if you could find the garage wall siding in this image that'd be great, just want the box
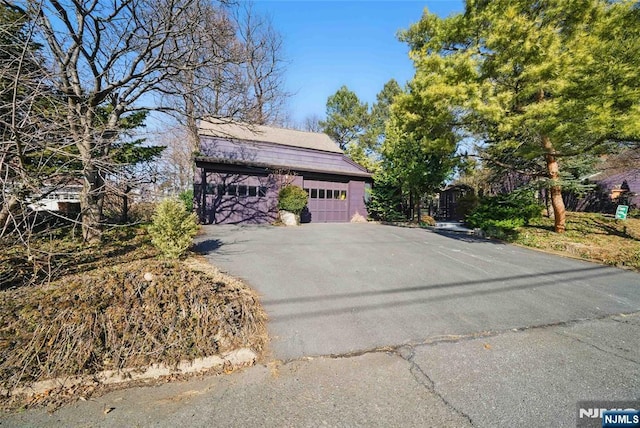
[348,180,367,220]
[195,172,279,224]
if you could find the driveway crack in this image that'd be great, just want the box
[555,332,640,365]
[612,314,640,326]
[394,345,475,427]
[279,310,640,365]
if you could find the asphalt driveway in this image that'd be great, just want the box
[196,223,640,361]
[3,223,639,427]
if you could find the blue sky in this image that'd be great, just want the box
[251,1,464,124]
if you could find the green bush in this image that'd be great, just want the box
[277,185,308,215]
[148,198,199,259]
[466,189,542,237]
[366,173,406,221]
[179,189,194,212]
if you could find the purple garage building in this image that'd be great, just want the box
[194,120,372,224]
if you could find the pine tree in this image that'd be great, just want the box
[400,0,640,232]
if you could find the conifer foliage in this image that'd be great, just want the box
[148,199,198,259]
[398,0,640,232]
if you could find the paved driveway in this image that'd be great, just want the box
[197,223,640,360]
[3,223,639,427]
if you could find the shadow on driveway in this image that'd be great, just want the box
[431,229,505,244]
[265,265,613,322]
[193,238,224,253]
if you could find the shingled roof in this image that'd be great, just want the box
[199,119,342,154]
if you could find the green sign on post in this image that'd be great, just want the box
[615,205,629,220]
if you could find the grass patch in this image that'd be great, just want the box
[0,227,268,410]
[512,212,640,270]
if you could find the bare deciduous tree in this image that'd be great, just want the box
[28,0,216,242]
[156,126,195,195]
[301,114,323,133]
[158,4,245,154]
[157,1,290,187]
[4,0,292,243]
[235,2,290,126]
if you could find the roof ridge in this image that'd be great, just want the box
[202,119,326,137]
[199,119,343,154]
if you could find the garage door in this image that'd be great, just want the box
[304,180,348,222]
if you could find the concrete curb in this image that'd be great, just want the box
[4,348,257,398]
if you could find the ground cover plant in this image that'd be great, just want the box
[511,212,640,271]
[0,226,267,410]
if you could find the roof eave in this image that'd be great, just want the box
[195,156,373,180]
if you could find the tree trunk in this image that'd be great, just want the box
[0,195,19,237]
[80,165,104,242]
[183,87,200,186]
[79,133,104,242]
[542,135,566,233]
[184,89,200,156]
[408,191,414,221]
[543,188,554,218]
[121,185,131,224]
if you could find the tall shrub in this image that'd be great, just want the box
[366,173,405,221]
[277,185,308,215]
[148,199,198,259]
[466,189,542,237]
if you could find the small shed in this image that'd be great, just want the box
[436,184,474,220]
[194,120,373,224]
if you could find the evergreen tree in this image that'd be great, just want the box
[321,81,403,172]
[363,79,403,155]
[381,44,469,220]
[320,86,369,151]
[400,0,640,232]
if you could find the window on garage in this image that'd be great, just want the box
[206,183,267,198]
[306,188,347,200]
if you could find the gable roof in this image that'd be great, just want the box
[199,119,342,154]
